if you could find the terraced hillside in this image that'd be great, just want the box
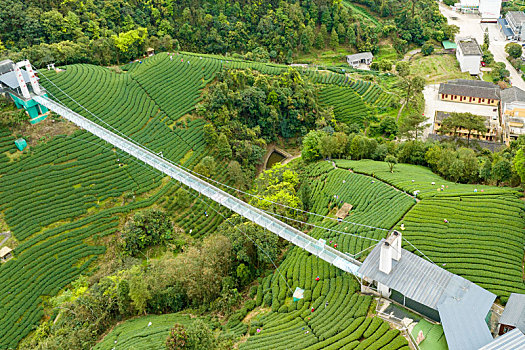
[94,313,205,350]
[335,159,525,301]
[319,86,371,126]
[120,52,393,126]
[0,53,408,348]
[304,70,393,109]
[303,162,415,254]
[0,54,220,348]
[244,273,408,350]
[231,163,415,349]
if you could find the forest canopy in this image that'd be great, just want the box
[0,0,454,66]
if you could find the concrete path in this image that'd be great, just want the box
[402,49,421,62]
[422,84,440,140]
[282,154,301,165]
[0,231,11,247]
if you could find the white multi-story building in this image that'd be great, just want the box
[456,0,501,20]
[478,0,502,22]
[456,38,482,75]
[501,86,525,143]
[505,11,525,41]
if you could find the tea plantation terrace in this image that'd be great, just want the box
[3,59,508,350]
[34,93,362,275]
[38,95,499,349]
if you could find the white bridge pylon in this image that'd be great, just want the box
[34,95,362,275]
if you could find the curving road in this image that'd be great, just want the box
[439,3,525,90]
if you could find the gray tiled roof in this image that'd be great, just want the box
[359,240,496,350]
[438,80,501,100]
[458,38,482,56]
[501,87,525,104]
[449,79,499,88]
[435,111,493,126]
[0,69,35,90]
[500,293,525,333]
[498,18,515,38]
[346,52,373,61]
[439,298,494,350]
[479,329,525,350]
[359,242,452,308]
[507,11,525,25]
[438,276,496,350]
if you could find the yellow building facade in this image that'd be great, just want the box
[439,93,499,106]
[500,87,525,143]
[434,112,499,142]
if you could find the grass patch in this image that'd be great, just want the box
[411,319,448,350]
[179,149,194,165]
[295,47,354,66]
[482,69,495,83]
[375,45,398,62]
[409,54,471,84]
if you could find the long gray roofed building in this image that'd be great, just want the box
[358,240,496,350]
[479,328,525,350]
[501,86,525,104]
[438,79,501,100]
[346,52,373,61]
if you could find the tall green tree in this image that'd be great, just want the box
[505,42,522,59]
[301,130,323,162]
[440,112,486,145]
[112,27,148,64]
[492,158,512,185]
[128,266,151,315]
[513,147,525,183]
[121,209,173,256]
[250,163,302,219]
[330,28,339,49]
[217,133,232,160]
[399,114,428,140]
[385,154,398,173]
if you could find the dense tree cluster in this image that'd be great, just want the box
[121,209,176,256]
[200,68,332,173]
[351,0,458,53]
[302,128,523,186]
[20,233,239,349]
[0,0,380,66]
[166,320,216,350]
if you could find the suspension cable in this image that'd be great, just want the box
[35,65,392,230]
[37,65,435,268]
[52,132,294,293]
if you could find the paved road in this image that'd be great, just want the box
[402,49,421,62]
[422,84,440,139]
[439,4,525,90]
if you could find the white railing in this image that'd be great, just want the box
[34,95,362,275]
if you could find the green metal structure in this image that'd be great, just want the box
[14,138,27,151]
[9,93,49,124]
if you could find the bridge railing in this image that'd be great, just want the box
[34,95,362,275]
